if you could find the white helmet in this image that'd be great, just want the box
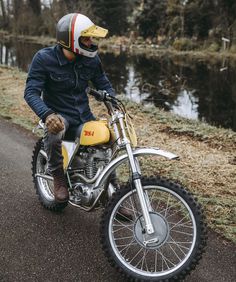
[56,13,108,58]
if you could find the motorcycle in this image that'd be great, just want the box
[32,88,207,281]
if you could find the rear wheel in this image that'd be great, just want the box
[100,176,207,281]
[32,138,68,211]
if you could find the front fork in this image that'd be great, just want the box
[114,112,156,238]
[125,142,155,235]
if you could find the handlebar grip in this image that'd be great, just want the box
[86,87,105,101]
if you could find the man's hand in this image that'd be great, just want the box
[45,114,64,134]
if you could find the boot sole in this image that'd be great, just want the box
[54,197,69,203]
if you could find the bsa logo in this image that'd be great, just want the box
[84,130,94,137]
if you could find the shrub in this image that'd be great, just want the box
[172,37,198,51]
[230,44,236,53]
[207,42,220,52]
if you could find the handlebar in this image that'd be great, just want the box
[86,87,111,101]
[86,87,125,115]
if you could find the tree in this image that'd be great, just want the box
[184,0,214,38]
[92,0,130,35]
[134,0,168,38]
[62,0,95,18]
[28,0,41,15]
[0,0,7,28]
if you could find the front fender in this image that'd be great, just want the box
[94,147,179,189]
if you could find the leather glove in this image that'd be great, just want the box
[45,113,64,134]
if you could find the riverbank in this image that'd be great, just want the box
[0,65,235,243]
[1,30,236,62]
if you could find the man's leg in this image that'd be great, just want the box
[43,119,70,202]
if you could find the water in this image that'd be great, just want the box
[1,38,236,131]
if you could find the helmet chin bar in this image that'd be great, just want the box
[76,39,98,57]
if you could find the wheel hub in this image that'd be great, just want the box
[134,212,169,249]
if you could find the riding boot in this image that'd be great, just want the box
[51,167,69,203]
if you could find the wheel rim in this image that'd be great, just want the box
[35,149,55,201]
[108,186,197,277]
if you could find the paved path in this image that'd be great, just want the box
[0,117,235,282]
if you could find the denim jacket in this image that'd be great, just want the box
[24,44,115,125]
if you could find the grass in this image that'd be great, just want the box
[0,65,235,243]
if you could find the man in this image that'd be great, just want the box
[24,13,115,203]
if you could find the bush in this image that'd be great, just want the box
[172,37,198,51]
[230,44,236,53]
[207,42,220,52]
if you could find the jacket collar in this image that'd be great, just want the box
[55,45,70,66]
[55,44,95,67]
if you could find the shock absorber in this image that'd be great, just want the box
[104,148,112,166]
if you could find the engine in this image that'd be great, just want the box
[68,146,112,206]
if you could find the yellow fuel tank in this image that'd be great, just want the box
[80,120,110,146]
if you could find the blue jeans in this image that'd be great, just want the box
[43,118,83,172]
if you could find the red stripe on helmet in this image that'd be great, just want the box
[71,14,77,52]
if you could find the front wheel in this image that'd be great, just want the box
[100,176,207,281]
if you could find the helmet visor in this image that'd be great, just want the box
[81,24,108,38]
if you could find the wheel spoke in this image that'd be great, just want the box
[169,235,190,255]
[113,218,134,233]
[116,241,138,248]
[134,248,148,269]
[141,249,149,271]
[148,191,156,208]
[168,243,182,262]
[166,205,187,219]
[154,195,162,211]
[155,249,158,272]
[156,248,175,269]
[170,229,193,237]
[158,201,184,216]
[115,235,134,240]
[122,238,137,256]
[112,224,133,234]
[129,246,144,264]
[164,194,171,217]
[170,219,193,230]
[167,241,191,251]
[129,194,140,219]
[119,205,139,215]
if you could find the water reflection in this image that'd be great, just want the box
[101,52,236,131]
[0,39,42,70]
[172,89,199,120]
[0,39,235,131]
